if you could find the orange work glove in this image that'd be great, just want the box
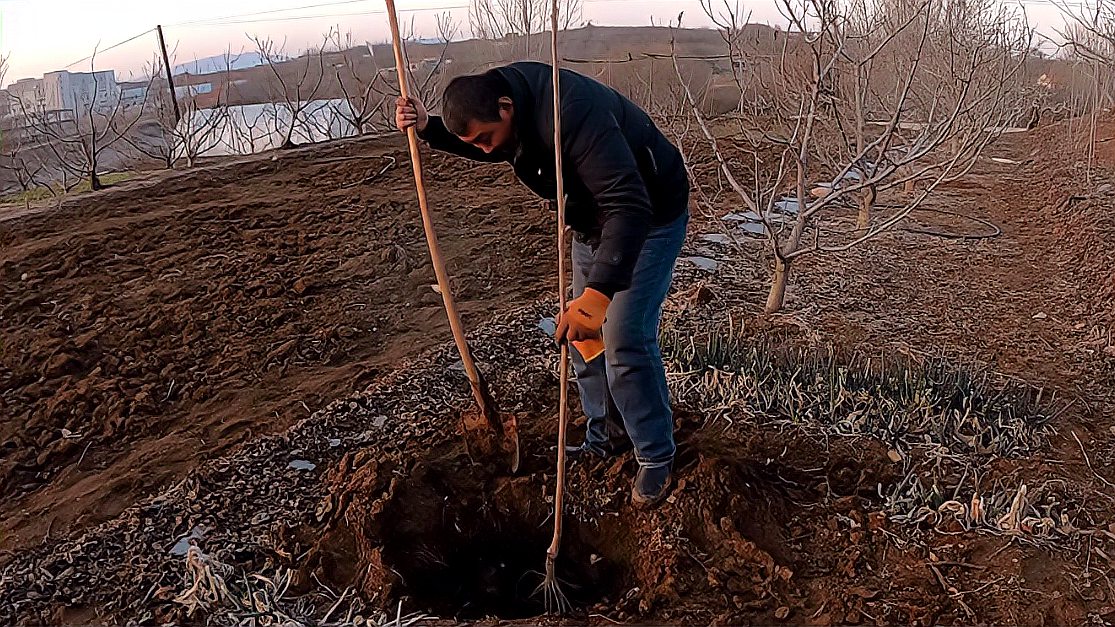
[555,288,610,362]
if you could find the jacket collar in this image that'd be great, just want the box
[493,65,540,164]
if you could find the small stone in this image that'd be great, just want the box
[20,273,29,281]
[1032,312,1047,320]
[288,459,316,471]
[328,438,341,447]
[775,606,791,620]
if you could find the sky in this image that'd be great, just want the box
[0,0,1070,88]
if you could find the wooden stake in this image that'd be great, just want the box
[546,0,570,582]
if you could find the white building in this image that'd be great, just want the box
[6,70,118,116]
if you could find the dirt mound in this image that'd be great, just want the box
[283,412,903,624]
[0,136,550,552]
[1025,116,1115,336]
[1046,183,1115,328]
[278,408,1097,626]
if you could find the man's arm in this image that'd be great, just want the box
[418,115,506,163]
[563,100,654,297]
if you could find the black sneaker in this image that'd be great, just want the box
[631,465,673,508]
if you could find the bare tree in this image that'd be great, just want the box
[252,32,330,149]
[13,47,154,191]
[397,14,460,112]
[0,130,53,196]
[1055,2,1115,182]
[225,105,270,154]
[676,0,1033,313]
[469,0,582,58]
[123,53,231,169]
[327,30,392,135]
[1056,0,1115,84]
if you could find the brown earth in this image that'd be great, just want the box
[2,119,1115,626]
[0,135,551,553]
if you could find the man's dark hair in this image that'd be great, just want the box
[442,71,512,136]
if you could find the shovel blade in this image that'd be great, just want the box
[462,374,520,473]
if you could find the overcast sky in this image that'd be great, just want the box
[0,0,1069,88]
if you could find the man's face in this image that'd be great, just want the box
[457,97,515,156]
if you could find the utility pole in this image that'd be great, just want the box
[156,25,181,125]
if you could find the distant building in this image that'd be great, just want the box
[175,82,214,99]
[7,78,41,114]
[119,80,151,106]
[6,70,118,116]
[174,51,267,77]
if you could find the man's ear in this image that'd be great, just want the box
[498,96,514,115]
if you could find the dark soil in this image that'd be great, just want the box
[1,120,1114,627]
[0,135,551,553]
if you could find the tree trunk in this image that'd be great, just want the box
[765,257,792,313]
[90,170,102,191]
[856,184,876,230]
[281,116,297,149]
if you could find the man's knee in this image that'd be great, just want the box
[603,325,658,365]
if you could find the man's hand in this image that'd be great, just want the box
[555,288,610,343]
[395,96,429,133]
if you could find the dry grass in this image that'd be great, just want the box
[662,319,1056,457]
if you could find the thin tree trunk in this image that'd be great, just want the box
[765,257,792,313]
[89,146,101,191]
[857,184,876,229]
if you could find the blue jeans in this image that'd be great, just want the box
[571,211,688,469]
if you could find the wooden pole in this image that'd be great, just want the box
[546,0,569,568]
[383,0,495,426]
[156,25,181,126]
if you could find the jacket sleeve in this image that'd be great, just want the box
[416,115,505,163]
[562,101,654,297]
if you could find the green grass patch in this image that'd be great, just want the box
[1,172,137,205]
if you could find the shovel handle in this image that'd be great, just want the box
[384,0,489,416]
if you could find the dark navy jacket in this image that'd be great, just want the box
[417,61,688,297]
